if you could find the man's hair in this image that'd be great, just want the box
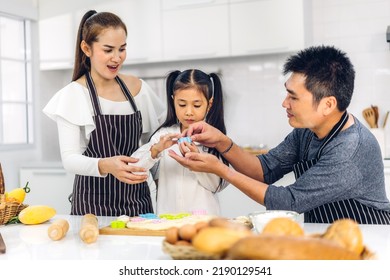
[283,45,355,111]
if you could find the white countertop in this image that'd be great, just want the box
[1,214,390,260]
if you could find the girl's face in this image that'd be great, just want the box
[82,27,127,81]
[173,88,211,131]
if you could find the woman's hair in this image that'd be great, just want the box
[154,69,228,165]
[72,10,127,81]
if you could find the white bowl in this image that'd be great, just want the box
[248,210,303,233]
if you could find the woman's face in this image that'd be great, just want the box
[173,88,211,131]
[83,27,127,81]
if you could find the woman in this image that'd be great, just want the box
[43,10,165,216]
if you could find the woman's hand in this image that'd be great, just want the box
[98,156,148,184]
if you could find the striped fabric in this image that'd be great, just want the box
[305,199,390,224]
[70,72,153,216]
[292,111,390,224]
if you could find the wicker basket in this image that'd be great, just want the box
[0,163,28,225]
[162,241,222,260]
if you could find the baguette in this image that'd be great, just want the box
[226,235,361,260]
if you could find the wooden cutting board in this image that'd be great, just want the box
[99,226,166,236]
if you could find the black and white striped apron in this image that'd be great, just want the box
[293,111,390,224]
[70,72,153,216]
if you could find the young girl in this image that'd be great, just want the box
[43,10,165,216]
[131,69,229,215]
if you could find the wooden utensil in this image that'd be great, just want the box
[383,111,389,128]
[362,107,377,128]
[0,232,6,254]
[48,219,70,241]
[371,105,379,128]
[79,214,99,244]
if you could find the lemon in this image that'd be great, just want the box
[5,182,30,204]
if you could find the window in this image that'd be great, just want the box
[0,14,33,148]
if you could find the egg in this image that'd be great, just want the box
[165,227,179,244]
[194,221,209,232]
[178,224,197,241]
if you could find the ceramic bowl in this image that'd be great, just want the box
[248,210,303,233]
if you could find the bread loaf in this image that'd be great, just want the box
[227,235,361,260]
[192,226,252,255]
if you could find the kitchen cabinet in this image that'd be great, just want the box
[75,0,163,64]
[38,13,75,70]
[39,0,162,69]
[229,0,305,56]
[38,0,306,69]
[121,0,162,64]
[161,0,230,61]
[19,165,74,214]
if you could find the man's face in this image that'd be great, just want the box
[282,73,323,130]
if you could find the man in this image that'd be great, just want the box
[169,45,390,224]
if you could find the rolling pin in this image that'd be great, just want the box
[79,214,99,244]
[48,219,69,241]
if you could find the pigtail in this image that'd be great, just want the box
[206,73,226,135]
[72,10,97,81]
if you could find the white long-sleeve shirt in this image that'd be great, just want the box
[43,80,165,177]
[130,124,229,215]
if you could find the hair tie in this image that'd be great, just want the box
[209,75,214,99]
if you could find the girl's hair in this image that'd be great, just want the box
[154,69,228,166]
[72,10,127,81]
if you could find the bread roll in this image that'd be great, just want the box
[192,226,252,255]
[262,217,304,236]
[227,235,361,260]
[322,219,364,254]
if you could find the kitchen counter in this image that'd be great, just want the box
[1,214,390,260]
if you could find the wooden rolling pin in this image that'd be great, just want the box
[48,219,70,241]
[79,214,99,244]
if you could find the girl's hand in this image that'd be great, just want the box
[151,133,181,158]
[99,156,148,184]
[178,141,199,156]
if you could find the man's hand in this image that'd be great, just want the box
[182,121,225,149]
[168,149,222,175]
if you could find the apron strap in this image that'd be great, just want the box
[85,72,140,116]
[115,76,139,113]
[315,110,349,159]
[85,71,102,116]
[293,111,349,179]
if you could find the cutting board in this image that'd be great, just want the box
[99,226,166,236]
